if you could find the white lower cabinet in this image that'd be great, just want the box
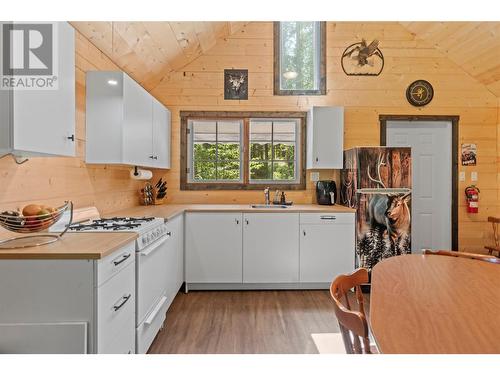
[299,213,355,283]
[184,211,355,289]
[164,214,184,307]
[243,213,300,283]
[186,213,243,283]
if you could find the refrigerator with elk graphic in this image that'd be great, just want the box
[340,147,412,272]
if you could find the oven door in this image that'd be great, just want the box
[136,233,171,326]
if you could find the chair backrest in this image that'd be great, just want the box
[422,249,500,264]
[329,268,372,354]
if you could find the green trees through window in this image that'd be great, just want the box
[274,21,326,95]
[188,118,299,184]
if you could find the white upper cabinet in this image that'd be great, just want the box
[306,106,344,169]
[152,98,171,169]
[0,22,75,158]
[85,71,171,169]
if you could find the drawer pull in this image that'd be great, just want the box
[113,294,131,312]
[144,296,168,325]
[320,216,336,220]
[113,253,131,266]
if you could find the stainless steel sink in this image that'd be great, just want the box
[250,204,289,209]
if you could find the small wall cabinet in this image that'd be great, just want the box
[85,71,171,169]
[306,106,344,169]
[0,22,75,159]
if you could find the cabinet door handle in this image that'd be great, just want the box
[113,253,131,266]
[67,135,75,142]
[149,155,155,159]
[303,230,306,236]
[245,219,249,225]
[315,157,319,162]
[235,219,239,225]
[113,294,131,312]
[320,216,336,220]
[153,156,158,160]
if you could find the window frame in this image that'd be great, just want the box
[180,111,307,191]
[273,21,327,96]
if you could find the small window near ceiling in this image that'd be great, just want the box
[274,21,326,95]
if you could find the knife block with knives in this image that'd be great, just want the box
[152,177,167,205]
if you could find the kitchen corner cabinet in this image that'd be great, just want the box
[0,22,75,158]
[299,213,355,283]
[186,213,243,283]
[0,242,136,354]
[85,71,171,169]
[306,106,344,169]
[243,213,299,283]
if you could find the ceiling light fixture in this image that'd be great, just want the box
[107,79,118,86]
[283,71,298,80]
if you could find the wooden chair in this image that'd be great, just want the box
[422,249,500,264]
[329,268,374,354]
[485,216,500,257]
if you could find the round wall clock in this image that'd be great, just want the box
[406,80,434,107]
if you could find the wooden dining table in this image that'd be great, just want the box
[370,254,500,354]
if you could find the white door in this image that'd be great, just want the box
[386,121,452,252]
[185,213,243,283]
[243,213,299,283]
[152,99,171,169]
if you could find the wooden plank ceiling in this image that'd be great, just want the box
[400,22,500,97]
[73,21,500,97]
[70,22,247,91]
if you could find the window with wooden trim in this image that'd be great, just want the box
[181,111,306,190]
[274,21,326,95]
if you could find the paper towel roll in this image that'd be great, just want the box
[130,168,153,180]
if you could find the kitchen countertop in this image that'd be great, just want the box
[0,231,137,260]
[0,204,354,260]
[110,203,355,221]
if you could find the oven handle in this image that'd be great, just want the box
[140,234,171,257]
[144,295,168,325]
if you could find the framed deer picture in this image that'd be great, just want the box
[224,69,248,100]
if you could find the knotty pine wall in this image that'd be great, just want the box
[147,22,499,252]
[0,32,161,215]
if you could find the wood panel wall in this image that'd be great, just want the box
[148,22,499,252]
[0,31,156,215]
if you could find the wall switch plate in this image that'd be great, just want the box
[310,172,320,182]
[459,171,465,182]
[471,171,478,182]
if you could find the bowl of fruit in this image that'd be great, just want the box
[0,202,71,233]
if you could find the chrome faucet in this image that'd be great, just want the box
[264,187,270,205]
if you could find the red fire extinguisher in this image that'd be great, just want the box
[465,185,480,213]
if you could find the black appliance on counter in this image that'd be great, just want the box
[316,180,337,205]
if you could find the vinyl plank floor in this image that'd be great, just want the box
[148,289,370,354]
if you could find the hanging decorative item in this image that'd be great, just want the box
[224,69,248,100]
[406,80,434,106]
[341,39,384,76]
[461,143,477,166]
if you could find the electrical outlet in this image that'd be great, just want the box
[471,171,478,182]
[310,172,320,182]
[459,171,465,182]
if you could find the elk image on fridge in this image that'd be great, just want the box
[340,147,412,273]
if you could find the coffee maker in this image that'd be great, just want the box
[316,180,337,205]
